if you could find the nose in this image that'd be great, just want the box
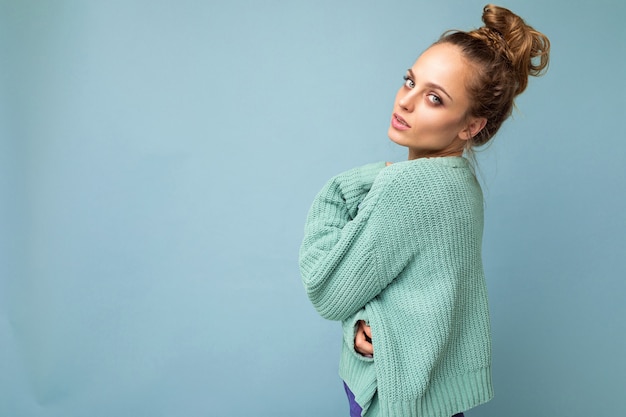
[397,88,415,112]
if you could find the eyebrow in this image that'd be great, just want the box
[407,69,453,102]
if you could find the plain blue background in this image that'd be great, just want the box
[1,0,625,416]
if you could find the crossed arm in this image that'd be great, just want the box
[301,162,407,356]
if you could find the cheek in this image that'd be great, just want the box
[430,107,466,128]
[418,111,466,138]
[419,110,455,129]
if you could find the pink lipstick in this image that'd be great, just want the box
[391,113,410,130]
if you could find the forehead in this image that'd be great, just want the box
[411,43,470,91]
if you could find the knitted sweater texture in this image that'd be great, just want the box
[300,157,493,417]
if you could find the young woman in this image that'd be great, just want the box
[299,5,549,417]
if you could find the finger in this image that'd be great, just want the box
[357,321,373,345]
[354,324,374,356]
[356,320,367,334]
[355,335,374,356]
[354,331,364,353]
[363,324,373,340]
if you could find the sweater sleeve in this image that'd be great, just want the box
[299,161,418,321]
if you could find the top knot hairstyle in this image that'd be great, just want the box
[436,4,550,147]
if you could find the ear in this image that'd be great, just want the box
[460,117,487,141]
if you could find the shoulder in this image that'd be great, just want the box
[376,157,477,193]
[390,156,471,175]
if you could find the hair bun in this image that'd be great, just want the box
[435,4,550,146]
[480,4,550,94]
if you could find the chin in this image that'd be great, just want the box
[387,127,407,148]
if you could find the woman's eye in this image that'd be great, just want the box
[403,76,415,88]
[427,94,443,105]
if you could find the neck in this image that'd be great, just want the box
[407,149,463,160]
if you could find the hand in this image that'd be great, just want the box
[354,320,374,357]
[385,161,393,166]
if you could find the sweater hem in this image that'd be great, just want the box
[377,367,493,417]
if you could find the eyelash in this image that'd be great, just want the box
[402,75,415,89]
[402,75,443,106]
[428,94,443,105]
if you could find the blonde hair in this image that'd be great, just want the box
[436,4,550,147]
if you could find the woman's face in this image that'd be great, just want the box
[388,42,485,159]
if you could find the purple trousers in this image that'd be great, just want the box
[343,382,464,417]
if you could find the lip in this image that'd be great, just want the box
[391,113,411,130]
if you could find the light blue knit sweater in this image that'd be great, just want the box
[300,157,493,417]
